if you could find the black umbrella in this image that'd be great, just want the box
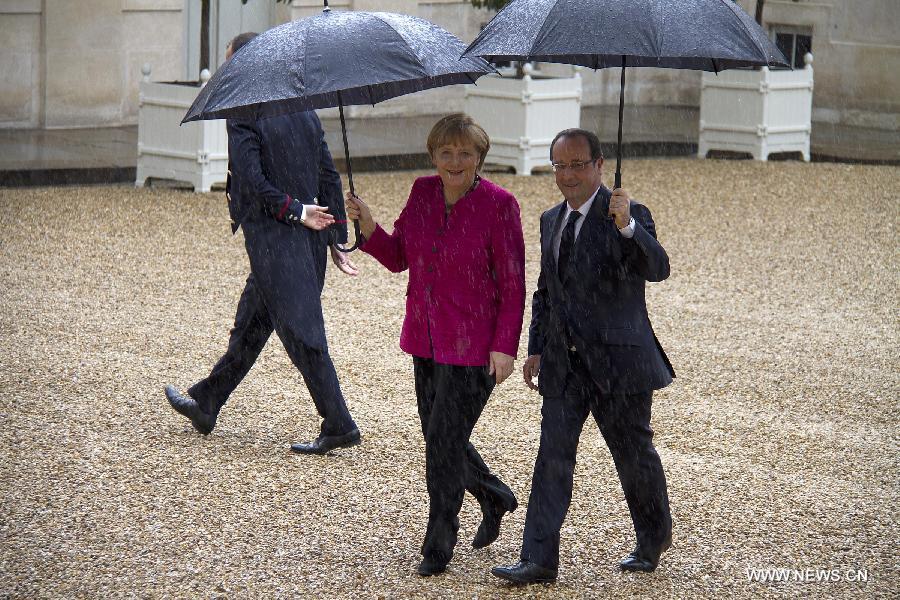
[183,3,494,251]
[463,0,789,187]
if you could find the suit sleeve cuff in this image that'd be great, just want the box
[276,195,292,221]
[618,217,636,238]
[359,223,386,252]
[490,338,519,358]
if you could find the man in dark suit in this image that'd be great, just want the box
[165,33,361,455]
[492,129,675,583]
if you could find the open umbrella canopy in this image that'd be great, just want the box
[183,9,494,123]
[182,6,493,252]
[463,0,788,187]
[463,0,787,71]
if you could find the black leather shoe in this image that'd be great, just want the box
[491,560,558,584]
[619,532,672,573]
[473,496,518,549]
[290,428,361,455]
[417,558,447,577]
[165,385,217,435]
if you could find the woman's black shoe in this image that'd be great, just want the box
[417,558,447,577]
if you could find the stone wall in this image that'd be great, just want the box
[737,0,900,130]
[0,0,43,127]
[0,0,183,129]
[1,0,896,130]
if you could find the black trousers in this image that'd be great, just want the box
[413,357,516,564]
[187,274,356,436]
[521,351,671,570]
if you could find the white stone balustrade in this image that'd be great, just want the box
[465,64,582,176]
[135,65,228,192]
[698,53,814,162]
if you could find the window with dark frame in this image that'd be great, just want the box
[772,26,813,69]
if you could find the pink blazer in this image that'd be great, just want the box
[362,175,526,366]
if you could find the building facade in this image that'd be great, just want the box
[1,0,897,131]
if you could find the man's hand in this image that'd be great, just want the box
[488,351,515,385]
[345,192,377,239]
[608,188,632,229]
[301,205,335,230]
[523,354,541,391]
[284,199,335,230]
[330,245,359,277]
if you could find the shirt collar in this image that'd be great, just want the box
[564,185,601,219]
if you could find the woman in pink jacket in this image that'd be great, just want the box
[346,113,526,577]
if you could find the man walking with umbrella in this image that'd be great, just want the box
[165,32,362,455]
[173,7,495,455]
[463,0,787,582]
[492,128,675,584]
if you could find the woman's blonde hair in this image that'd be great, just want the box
[426,113,490,170]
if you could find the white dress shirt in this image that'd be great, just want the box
[553,186,635,264]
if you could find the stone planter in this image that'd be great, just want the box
[698,54,814,161]
[464,64,582,175]
[135,66,228,192]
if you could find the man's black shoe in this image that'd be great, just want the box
[417,558,447,577]
[473,496,518,549]
[491,560,558,584]
[165,385,217,435]
[619,551,659,572]
[290,428,361,455]
[619,532,672,573]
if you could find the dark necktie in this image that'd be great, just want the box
[557,210,582,280]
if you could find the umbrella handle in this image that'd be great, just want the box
[335,92,361,253]
[614,55,625,190]
[336,220,361,254]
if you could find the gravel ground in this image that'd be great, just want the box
[1,159,898,599]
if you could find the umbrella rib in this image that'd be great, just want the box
[526,0,564,60]
[369,12,429,72]
[296,19,311,100]
[653,0,665,62]
[718,0,775,66]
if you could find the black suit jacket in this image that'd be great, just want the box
[225,110,346,349]
[528,186,675,397]
[226,110,347,243]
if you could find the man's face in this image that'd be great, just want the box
[551,135,603,207]
[225,44,234,61]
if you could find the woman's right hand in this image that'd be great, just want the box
[345,191,376,239]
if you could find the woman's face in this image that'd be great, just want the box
[432,140,480,191]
